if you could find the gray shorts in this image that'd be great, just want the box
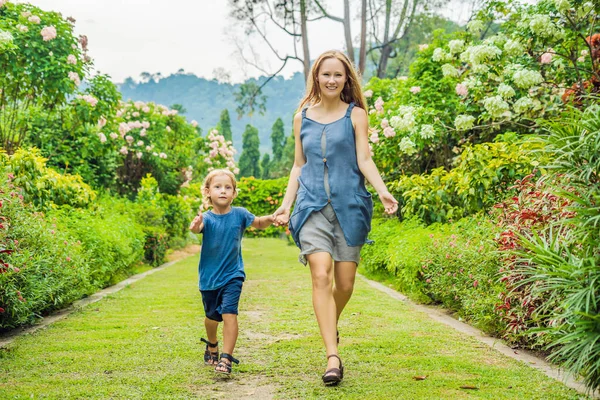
[298,204,363,266]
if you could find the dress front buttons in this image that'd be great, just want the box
[323,158,327,162]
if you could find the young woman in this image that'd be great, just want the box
[273,50,398,385]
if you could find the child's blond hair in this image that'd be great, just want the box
[201,169,237,210]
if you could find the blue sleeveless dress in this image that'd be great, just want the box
[288,102,374,250]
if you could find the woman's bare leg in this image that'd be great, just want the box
[333,261,358,321]
[307,252,340,371]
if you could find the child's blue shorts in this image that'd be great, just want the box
[200,277,244,322]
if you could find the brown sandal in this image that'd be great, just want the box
[322,354,344,386]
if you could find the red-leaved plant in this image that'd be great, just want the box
[492,172,575,347]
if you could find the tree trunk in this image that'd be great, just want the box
[377,0,393,78]
[300,0,311,81]
[358,0,367,75]
[343,0,354,63]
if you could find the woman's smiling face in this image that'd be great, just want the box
[317,57,347,99]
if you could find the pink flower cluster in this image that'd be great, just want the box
[77,94,98,107]
[68,71,81,86]
[40,26,57,41]
[455,83,468,97]
[205,129,238,174]
[374,97,384,114]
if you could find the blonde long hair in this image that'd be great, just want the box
[298,50,367,112]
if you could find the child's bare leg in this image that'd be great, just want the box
[216,313,238,372]
[333,261,358,321]
[204,318,219,364]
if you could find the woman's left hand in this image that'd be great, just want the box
[379,191,399,215]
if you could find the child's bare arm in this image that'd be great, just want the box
[251,215,274,230]
[189,214,204,234]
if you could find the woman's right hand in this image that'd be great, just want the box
[272,206,290,227]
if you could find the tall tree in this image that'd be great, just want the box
[217,109,233,142]
[261,153,271,179]
[228,0,311,116]
[270,117,286,162]
[238,124,261,178]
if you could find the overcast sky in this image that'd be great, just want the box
[27,0,475,83]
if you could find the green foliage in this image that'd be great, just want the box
[270,117,285,162]
[217,109,233,142]
[508,105,600,392]
[391,135,545,224]
[235,177,287,237]
[2,147,96,209]
[261,153,271,179]
[234,81,267,118]
[361,215,504,335]
[238,124,261,178]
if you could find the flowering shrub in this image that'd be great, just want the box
[0,1,90,153]
[389,134,545,224]
[364,0,599,177]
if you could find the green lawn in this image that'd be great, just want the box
[0,238,586,399]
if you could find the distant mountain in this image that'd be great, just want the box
[117,72,306,155]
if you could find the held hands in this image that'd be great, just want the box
[379,191,399,215]
[189,213,203,233]
[272,206,290,227]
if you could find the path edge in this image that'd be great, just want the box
[0,259,184,348]
[358,274,597,399]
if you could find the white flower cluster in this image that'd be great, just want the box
[554,0,570,12]
[0,29,13,52]
[460,44,502,65]
[483,34,507,47]
[472,64,490,74]
[432,48,452,62]
[513,96,534,114]
[504,40,525,57]
[399,137,417,155]
[448,40,465,55]
[389,106,416,133]
[467,20,485,35]
[529,14,562,39]
[455,115,475,131]
[462,76,482,89]
[498,83,516,99]
[513,68,543,89]
[482,95,509,118]
[419,124,436,139]
[442,64,460,78]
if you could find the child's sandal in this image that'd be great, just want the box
[215,353,239,375]
[201,338,219,366]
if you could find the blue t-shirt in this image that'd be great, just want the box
[198,206,255,291]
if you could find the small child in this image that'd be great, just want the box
[189,169,274,374]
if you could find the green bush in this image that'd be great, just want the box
[1,148,96,209]
[235,176,288,237]
[390,134,545,224]
[362,215,504,335]
[0,179,93,329]
[49,201,145,288]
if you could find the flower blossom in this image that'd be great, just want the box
[513,69,543,89]
[497,83,516,99]
[77,94,98,107]
[410,86,421,94]
[159,152,167,159]
[442,64,460,78]
[28,15,41,24]
[374,97,384,113]
[540,52,553,64]
[467,20,484,34]
[363,89,373,98]
[399,137,417,155]
[40,26,57,41]
[109,133,118,140]
[369,132,379,143]
[125,135,134,144]
[455,115,475,131]
[98,133,107,143]
[448,40,465,55]
[455,83,468,97]
[191,120,198,127]
[98,116,107,128]
[381,118,389,129]
[419,125,435,139]
[17,25,28,33]
[418,44,429,51]
[482,95,509,118]
[136,152,143,159]
[67,55,77,64]
[513,96,534,114]
[68,71,81,86]
[383,126,396,138]
[119,146,128,155]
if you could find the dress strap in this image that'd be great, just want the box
[345,102,355,117]
[302,107,308,118]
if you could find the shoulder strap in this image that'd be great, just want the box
[302,107,308,118]
[345,102,355,117]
